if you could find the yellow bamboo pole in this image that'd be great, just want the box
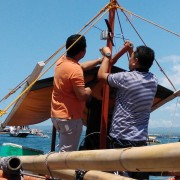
[29,169,134,180]
[18,142,180,172]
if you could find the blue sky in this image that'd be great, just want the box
[0,0,180,130]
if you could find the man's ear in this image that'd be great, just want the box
[134,58,138,64]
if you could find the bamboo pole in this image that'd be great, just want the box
[18,142,180,172]
[29,169,134,180]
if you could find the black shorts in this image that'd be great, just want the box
[108,136,147,149]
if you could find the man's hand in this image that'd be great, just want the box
[99,47,111,58]
[124,40,133,47]
[124,41,133,56]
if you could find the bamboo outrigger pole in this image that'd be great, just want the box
[18,142,180,172]
[28,169,134,180]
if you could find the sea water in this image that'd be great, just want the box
[0,125,179,180]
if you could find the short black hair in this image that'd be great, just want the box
[66,34,86,57]
[134,46,155,70]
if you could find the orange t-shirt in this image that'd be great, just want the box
[51,55,85,119]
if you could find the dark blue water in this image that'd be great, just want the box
[0,126,179,180]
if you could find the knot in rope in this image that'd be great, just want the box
[108,2,117,10]
[0,110,6,117]
[45,152,56,179]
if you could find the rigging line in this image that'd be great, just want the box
[78,2,112,33]
[116,9,126,43]
[115,9,130,59]
[118,7,177,91]
[45,2,113,64]
[92,25,103,32]
[0,75,29,103]
[117,5,180,38]
[0,8,110,117]
[154,59,176,91]
[119,8,147,45]
[0,44,65,104]
[0,3,112,104]
[44,44,65,65]
[167,97,179,143]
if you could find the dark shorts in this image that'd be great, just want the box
[108,136,149,180]
[108,137,147,149]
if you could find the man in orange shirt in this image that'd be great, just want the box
[51,34,102,152]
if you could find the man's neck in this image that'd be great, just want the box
[66,54,79,62]
[131,68,149,72]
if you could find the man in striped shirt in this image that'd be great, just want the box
[98,42,158,179]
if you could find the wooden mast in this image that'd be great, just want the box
[100,0,116,149]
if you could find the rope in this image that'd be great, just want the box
[114,4,179,153]
[0,2,112,107]
[78,2,112,33]
[116,9,127,44]
[115,9,130,59]
[0,76,29,103]
[117,5,180,38]
[119,7,147,45]
[167,97,179,143]
[44,44,65,65]
[0,4,110,118]
[117,4,177,91]
[45,152,56,179]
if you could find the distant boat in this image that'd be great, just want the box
[30,128,49,138]
[30,128,43,135]
[0,127,10,134]
[9,126,30,138]
[147,136,161,144]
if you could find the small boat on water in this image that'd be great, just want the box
[30,128,49,138]
[0,127,9,134]
[147,136,161,144]
[9,126,30,138]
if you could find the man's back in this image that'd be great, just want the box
[108,70,158,141]
[51,56,85,120]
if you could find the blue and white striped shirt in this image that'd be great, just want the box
[108,70,158,141]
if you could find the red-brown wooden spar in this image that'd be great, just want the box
[100,17,133,149]
[100,0,116,149]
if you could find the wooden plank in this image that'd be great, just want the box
[152,89,180,111]
[2,61,45,127]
